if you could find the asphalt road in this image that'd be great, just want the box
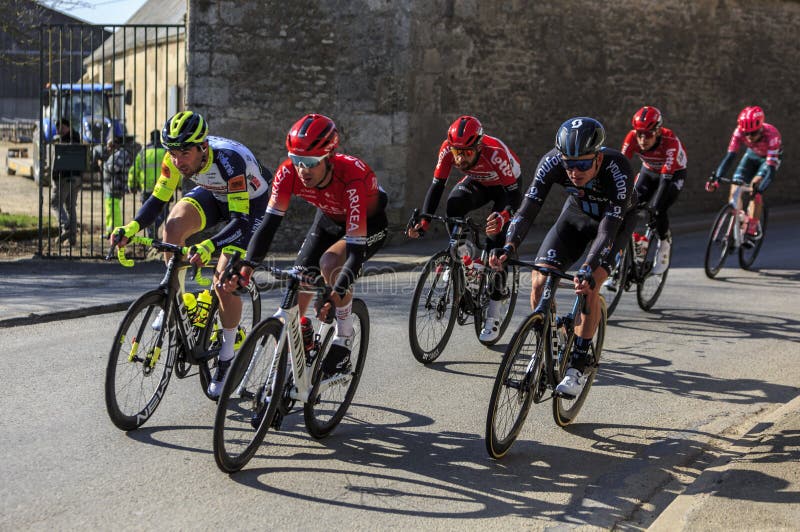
[2,223,798,530]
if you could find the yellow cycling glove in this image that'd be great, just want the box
[112,221,140,239]
[192,239,215,265]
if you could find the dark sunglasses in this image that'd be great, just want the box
[449,146,477,158]
[635,129,657,139]
[743,130,761,138]
[561,155,597,171]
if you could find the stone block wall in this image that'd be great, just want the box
[188,0,799,248]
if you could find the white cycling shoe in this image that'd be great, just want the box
[479,298,508,342]
[652,235,671,275]
[555,367,587,397]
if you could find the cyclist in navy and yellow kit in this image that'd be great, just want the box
[109,111,272,398]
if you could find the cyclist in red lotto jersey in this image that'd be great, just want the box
[706,106,782,241]
[620,106,688,274]
[229,114,388,377]
[407,115,522,342]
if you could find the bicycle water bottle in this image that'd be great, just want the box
[182,292,198,323]
[300,316,315,362]
[193,289,213,327]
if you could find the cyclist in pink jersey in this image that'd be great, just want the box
[407,115,523,342]
[706,106,782,240]
[227,114,388,378]
[620,106,688,274]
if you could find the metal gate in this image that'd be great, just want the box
[37,23,185,258]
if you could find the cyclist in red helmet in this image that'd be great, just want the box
[407,115,523,343]
[706,106,782,241]
[620,106,688,275]
[228,114,389,378]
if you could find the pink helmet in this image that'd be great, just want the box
[286,114,339,156]
[447,115,484,149]
[632,106,663,132]
[737,106,765,134]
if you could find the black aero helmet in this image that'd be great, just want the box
[161,111,208,149]
[555,117,606,158]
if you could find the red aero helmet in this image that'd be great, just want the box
[286,114,339,156]
[632,106,663,131]
[738,106,765,133]
[447,115,484,149]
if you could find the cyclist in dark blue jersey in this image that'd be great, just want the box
[490,117,637,397]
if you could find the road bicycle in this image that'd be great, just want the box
[599,178,672,317]
[704,177,768,279]
[485,259,607,459]
[407,210,519,363]
[104,236,261,431]
[213,266,369,473]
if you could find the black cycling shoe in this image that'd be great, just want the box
[321,342,352,378]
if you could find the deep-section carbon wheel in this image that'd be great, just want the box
[105,291,175,431]
[704,205,735,279]
[485,312,545,458]
[213,318,286,473]
[304,299,370,439]
[409,251,458,363]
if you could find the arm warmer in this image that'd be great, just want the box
[715,151,737,178]
[421,179,446,215]
[244,212,283,263]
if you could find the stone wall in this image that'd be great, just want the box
[188,0,800,248]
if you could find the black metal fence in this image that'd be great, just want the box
[38,23,185,258]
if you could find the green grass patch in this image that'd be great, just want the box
[0,212,41,230]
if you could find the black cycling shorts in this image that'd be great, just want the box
[295,209,388,271]
[535,201,636,274]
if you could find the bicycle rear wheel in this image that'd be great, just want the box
[409,251,458,363]
[637,228,670,311]
[105,290,175,431]
[485,312,545,459]
[553,297,607,427]
[739,205,768,270]
[475,265,520,346]
[704,204,735,279]
[200,284,263,399]
[304,299,370,439]
[600,242,631,318]
[213,318,287,473]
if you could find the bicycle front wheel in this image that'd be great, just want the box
[739,205,768,270]
[704,204,735,279]
[408,251,458,363]
[637,229,670,311]
[600,242,631,318]
[105,291,175,431]
[485,312,545,459]
[475,265,520,346]
[553,297,607,427]
[304,299,370,439]
[200,283,263,399]
[213,318,287,473]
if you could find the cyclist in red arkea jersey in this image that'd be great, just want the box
[620,106,688,274]
[229,114,388,378]
[407,115,522,342]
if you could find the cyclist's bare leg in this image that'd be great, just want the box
[214,252,243,329]
[297,239,353,318]
[529,266,554,310]
[749,176,763,224]
[574,267,607,341]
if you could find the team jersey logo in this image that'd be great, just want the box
[228,174,247,193]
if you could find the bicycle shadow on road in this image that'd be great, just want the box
[611,306,800,344]
[705,268,800,286]
[221,400,792,529]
